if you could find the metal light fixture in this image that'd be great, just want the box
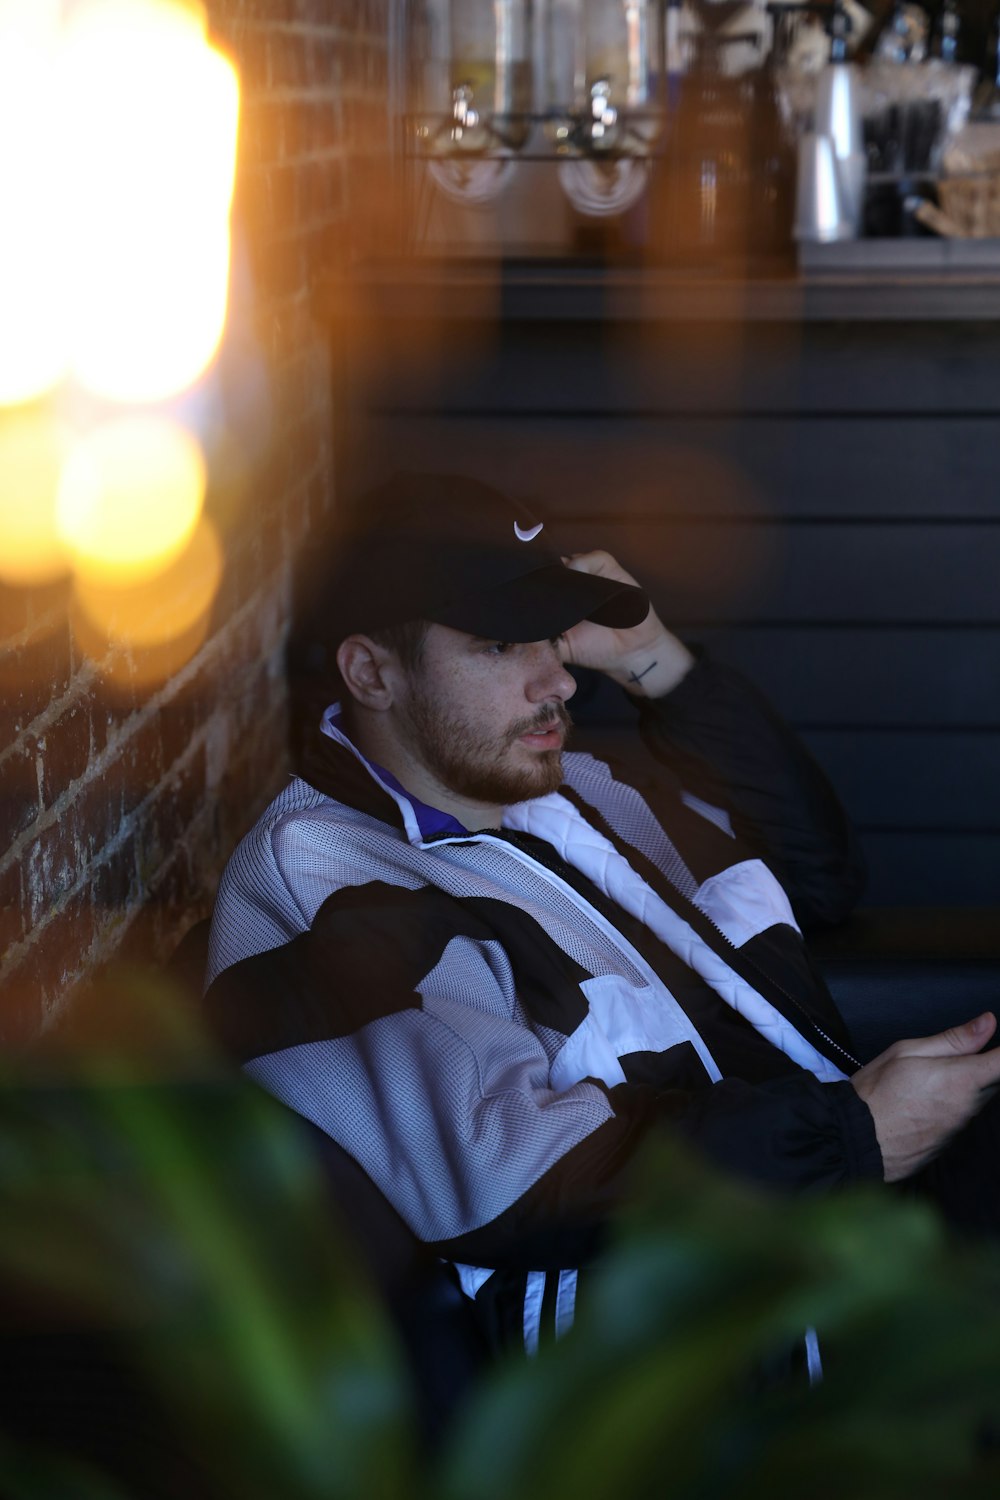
[404,0,665,216]
[542,0,663,154]
[408,0,533,204]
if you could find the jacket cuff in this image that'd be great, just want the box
[827,1079,884,1183]
[667,1073,885,1193]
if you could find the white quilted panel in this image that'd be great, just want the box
[693,859,801,946]
[506,794,846,1085]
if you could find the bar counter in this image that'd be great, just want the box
[328,252,1000,323]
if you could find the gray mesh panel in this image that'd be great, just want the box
[563,752,700,899]
[247,999,615,1242]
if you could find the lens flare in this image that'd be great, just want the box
[73,514,222,647]
[72,515,223,687]
[57,416,206,586]
[0,0,69,406]
[0,411,74,585]
[62,0,240,403]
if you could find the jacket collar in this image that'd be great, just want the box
[299,703,468,846]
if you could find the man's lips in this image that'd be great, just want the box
[517,721,565,750]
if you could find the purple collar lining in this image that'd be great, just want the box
[321,704,468,841]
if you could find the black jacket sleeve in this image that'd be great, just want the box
[432,1071,882,1270]
[636,656,866,931]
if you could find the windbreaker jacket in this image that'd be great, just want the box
[205,658,881,1339]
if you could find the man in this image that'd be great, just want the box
[205,473,1000,1353]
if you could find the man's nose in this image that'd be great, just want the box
[526,642,577,704]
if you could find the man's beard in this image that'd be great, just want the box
[403,694,572,808]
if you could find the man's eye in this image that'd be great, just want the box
[486,641,513,656]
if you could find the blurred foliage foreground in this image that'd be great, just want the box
[2,966,1000,1500]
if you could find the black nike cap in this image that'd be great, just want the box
[329,472,649,643]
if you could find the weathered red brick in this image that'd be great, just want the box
[0,581,31,640]
[254,233,306,301]
[143,744,208,881]
[91,830,139,914]
[84,670,137,758]
[0,737,41,855]
[121,715,166,818]
[24,818,81,928]
[270,163,302,230]
[5,0,388,1026]
[38,698,92,808]
[13,888,95,1019]
[0,618,73,742]
[68,769,125,863]
[158,661,217,772]
[0,857,24,958]
[0,954,44,1048]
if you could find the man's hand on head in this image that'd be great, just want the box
[852,1012,1000,1182]
[559,551,695,699]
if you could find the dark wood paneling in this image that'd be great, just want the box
[334,299,1000,907]
[561,518,1000,625]
[800,730,1000,831]
[859,832,1000,907]
[712,629,1000,728]
[362,320,1000,417]
[572,629,1000,729]
[347,413,1000,521]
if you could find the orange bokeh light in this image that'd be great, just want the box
[57,416,206,587]
[0,410,74,585]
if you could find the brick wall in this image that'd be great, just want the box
[0,0,391,1042]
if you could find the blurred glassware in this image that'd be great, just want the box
[410,0,534,155]
[813,4,866,226]
[542,0,664,154]
[427,157,518,204]
[777,57,975,177]
[863,58,975,173]
[794,129,856,239]
[746,9,798,260]
[930,0,961,64]
[656,30,754,263]
[874,1,928,63]
[557,156,650,215]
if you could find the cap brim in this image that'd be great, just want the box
[428,564,650,642]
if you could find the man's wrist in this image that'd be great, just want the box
[607,635,696,699]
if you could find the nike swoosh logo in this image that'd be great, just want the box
[514,521,544,542]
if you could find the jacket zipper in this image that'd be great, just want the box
[676,890,861,1072]
[514,806,864,1074]
[433,825,859,1077]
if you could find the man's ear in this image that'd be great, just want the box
[336,635,397,711]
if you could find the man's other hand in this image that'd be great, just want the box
[560,551,695,699]
[852,1012,1000,1182]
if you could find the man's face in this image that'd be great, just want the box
[393,623,578,808]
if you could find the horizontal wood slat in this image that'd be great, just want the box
[571,629,1000,729]
[357,320,1000,417]
[346,413,1000,521]
[561,518,1000,625]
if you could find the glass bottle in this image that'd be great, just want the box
[543,0,661,130]
[411,0,534,151]
[932,0,961,63]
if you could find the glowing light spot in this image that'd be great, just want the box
[72,516,223,687]
[63,0,240,403]
[0,411,74,585]
[57,417,206,586]
[74,514,222,647]
[0,0,69,405]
